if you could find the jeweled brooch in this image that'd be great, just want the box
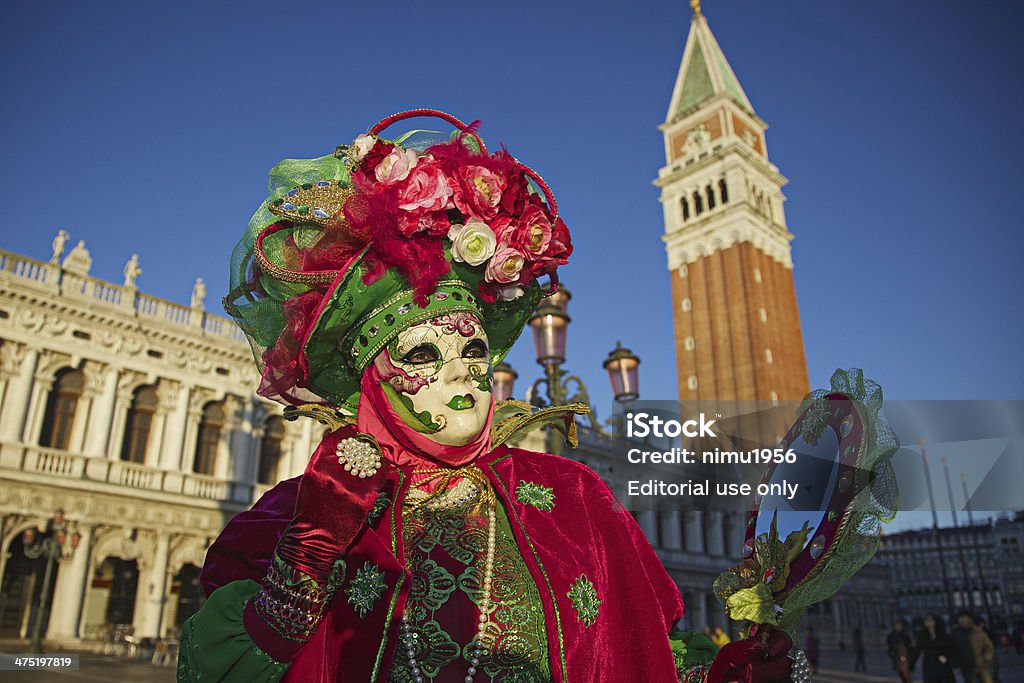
[336,434,382,478]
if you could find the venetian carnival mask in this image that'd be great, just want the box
[373,312,492,446]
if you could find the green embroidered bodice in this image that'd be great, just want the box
[389,485,550,682]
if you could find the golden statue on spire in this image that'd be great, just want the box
[690,0,701,15]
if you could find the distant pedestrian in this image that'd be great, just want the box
[888,619,914,683]
[710,626,731,649]
[805,626,820,675]
[917,615,956,683]
[953,611,994,683]
[853,627,867,672]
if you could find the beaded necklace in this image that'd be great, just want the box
[401,467,497,683]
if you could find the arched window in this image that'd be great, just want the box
[258,416,286,484]
[705,184,716,210]
[193,402,225,475]
[39,368,84,450]
[121,386,158,463]
[718,178,729,204]
[680,196,690,222]
[693,191,704,215]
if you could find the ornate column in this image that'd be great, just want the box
[216,395,242,481]
[83,366,118,456]
[68,361,104,454]
[160,383,190,470]
[684,511,705,554]
[106,371,143,459]
[145,381,178,467]
[23,351,67,446]
[661,511,683,550]
[134,532,170,639]
[179,388,214,471]
[692,590,708,631]
[47,525,94,639]
[638,511,659,545]
[730,511,748,558]
[249,424,266,485]
[706,511,726,556]
[227,396,254,483]
[0,344,36,442]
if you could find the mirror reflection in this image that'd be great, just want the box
[755,425,841,548]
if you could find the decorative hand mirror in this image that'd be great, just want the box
[752,426,840,556]
[714,369,899,637]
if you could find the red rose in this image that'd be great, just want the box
[452,165,505,220]
[500,171,529,215]
[398,210,450,238]
[358,139,395,178]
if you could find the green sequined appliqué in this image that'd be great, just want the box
[567,574,601,627]
[367,490,390,527]
[515,480,555,511]
[346,561,387,618]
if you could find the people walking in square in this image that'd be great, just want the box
[953,611,994,683]
[917,615,956,683]
[853,627,868,672]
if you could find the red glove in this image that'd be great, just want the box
[707,628,793,683]
[244,428,388,661]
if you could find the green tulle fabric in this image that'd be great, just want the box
[223,155,352,407]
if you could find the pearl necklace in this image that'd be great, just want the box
[401,472,498,683]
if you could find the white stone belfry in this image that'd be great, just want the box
[656,9,793,271]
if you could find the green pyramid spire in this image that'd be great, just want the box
[668,11,755,122]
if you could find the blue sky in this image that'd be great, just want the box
[2,0,1021,421]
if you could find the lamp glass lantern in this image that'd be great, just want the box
[603,341,641,404]
[529,301,570,367]
[492,362,518,402]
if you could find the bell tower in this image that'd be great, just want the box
[657,3,809,405]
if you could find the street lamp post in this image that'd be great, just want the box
[514,285,641,450]
[23,509,80,652]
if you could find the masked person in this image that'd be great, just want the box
[177,110,794,683]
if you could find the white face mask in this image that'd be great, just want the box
[374,313,492,446]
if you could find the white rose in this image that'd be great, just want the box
[375,147,418,184]
[351,134,375,162]
[448,219,497,266]
[497,285,526,301]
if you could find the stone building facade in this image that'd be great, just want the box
[0,240,326,644]
[873,513,1024,628]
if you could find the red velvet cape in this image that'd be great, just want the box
[202,432,684,683]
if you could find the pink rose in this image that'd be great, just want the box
[453,165,505,220]
[527,216,572,278]
[397,161,454,212]
[507,203,552,255]
[375,147,418,184]
[484,244,525,284]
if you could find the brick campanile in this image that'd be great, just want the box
[656,7,809,406]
